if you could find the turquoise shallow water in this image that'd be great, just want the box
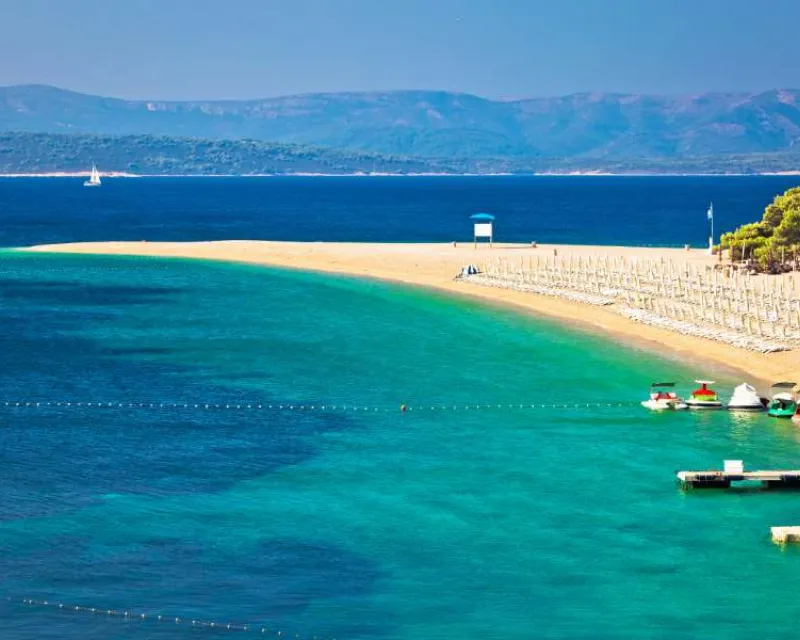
[2,252,800,639]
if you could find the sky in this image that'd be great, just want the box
[1,0,799,101]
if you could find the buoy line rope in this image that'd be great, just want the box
[0,399,640,413]
[6,596,334,638]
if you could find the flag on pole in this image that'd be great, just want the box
[707,202,713,221]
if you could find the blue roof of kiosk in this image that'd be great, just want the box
[470,213,496,221]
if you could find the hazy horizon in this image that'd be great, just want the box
[5,82,800,104]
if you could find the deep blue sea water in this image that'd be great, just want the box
[3,177,800,640]
[1,175,799,247]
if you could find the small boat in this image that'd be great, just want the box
[767,382,797,418]
[641,382,688,411]
[727,383,766,411]
[685,380,723,409]
[83,163,101,187]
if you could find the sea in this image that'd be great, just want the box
[2,176,800,640]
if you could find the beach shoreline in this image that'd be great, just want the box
[16,240,800,387]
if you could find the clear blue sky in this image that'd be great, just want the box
[1,0,799,100]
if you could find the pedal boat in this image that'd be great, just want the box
[726,383,766,412]
[641,382,688,411]
[685,380,724,409]
[767,382,797,418]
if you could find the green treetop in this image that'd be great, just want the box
[720,186,800,272]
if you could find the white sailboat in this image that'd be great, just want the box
[83,163,101,187]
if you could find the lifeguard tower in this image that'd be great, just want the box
[470,213,495,248]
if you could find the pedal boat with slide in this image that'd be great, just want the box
[685,380,724,409]
[726,383,767,412]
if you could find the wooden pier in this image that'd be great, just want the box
[677,460,800,488]
[771,526,800,544]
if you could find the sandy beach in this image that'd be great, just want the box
[19,240,800,385]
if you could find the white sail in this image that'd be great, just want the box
[84,163,101,187]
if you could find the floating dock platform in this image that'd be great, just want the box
[771,526,800,544]
[677,460,800,489]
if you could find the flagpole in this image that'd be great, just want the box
[708,202,714,255]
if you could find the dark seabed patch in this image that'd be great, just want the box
[100,346,175,356]
[0,535,387,639]
[0,407,354,521]
[0,263,360,524]
[0,277,183,306]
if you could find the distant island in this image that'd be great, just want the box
[0,132,448,176]
[1,132,800,176]
[1,84,800,175]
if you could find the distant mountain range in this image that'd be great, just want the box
[2,84,800,162]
